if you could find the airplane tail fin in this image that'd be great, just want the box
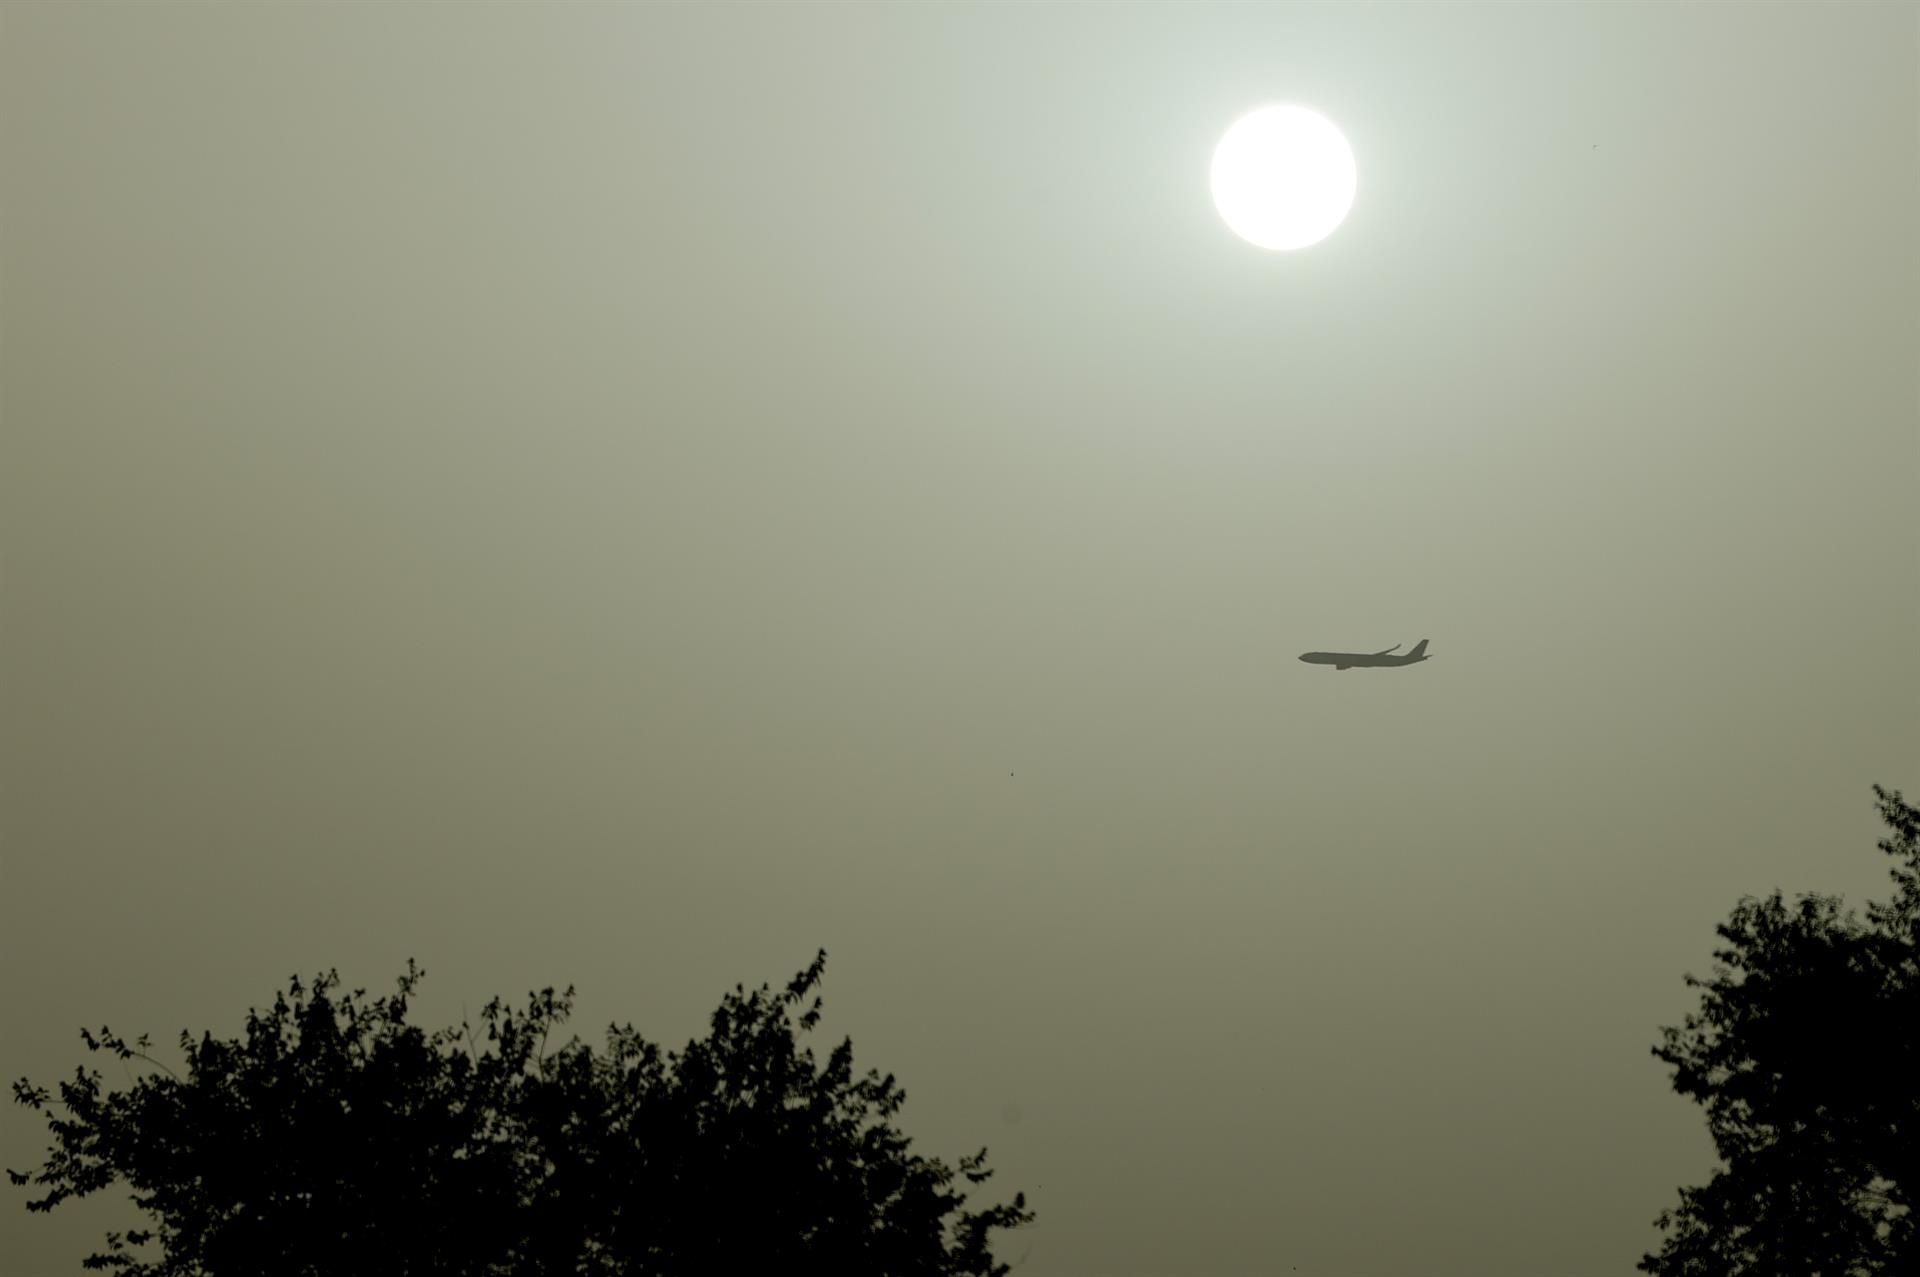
[1407,639,1430,658]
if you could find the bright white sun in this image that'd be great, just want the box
[1210,104,1356,251]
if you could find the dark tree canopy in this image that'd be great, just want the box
[10,949,1035,1276]
[1642,785,1919,1276]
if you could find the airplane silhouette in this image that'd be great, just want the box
[1298,639,1431,670]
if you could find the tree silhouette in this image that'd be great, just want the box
[1641,785,1918,1275]
[10,949,1034,1276]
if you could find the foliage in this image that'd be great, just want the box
[1641,785,1918,1275]
[10,950,1034,1276]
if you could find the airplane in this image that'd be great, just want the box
[1298,639,1431,670]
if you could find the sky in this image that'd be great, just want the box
[2,2,1915,1274]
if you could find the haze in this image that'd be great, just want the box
[3,3,1915,1274]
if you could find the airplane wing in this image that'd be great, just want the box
[1372,644,1401,655]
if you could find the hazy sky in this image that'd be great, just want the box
[3,3,1915,1274]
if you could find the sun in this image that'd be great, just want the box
[1210,104,1357,251]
